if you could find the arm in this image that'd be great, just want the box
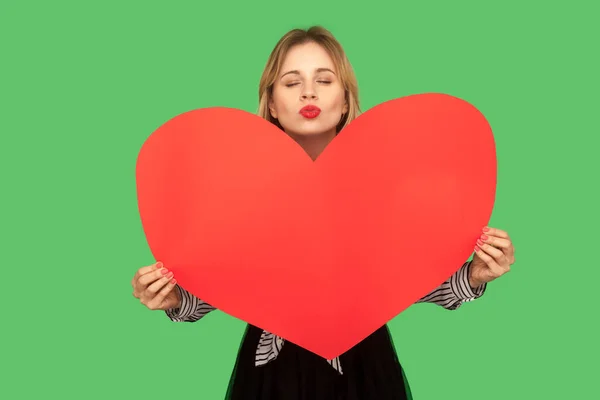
[415,260,487,310]
[165,285,216,322]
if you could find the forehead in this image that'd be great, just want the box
[280,42,336,72]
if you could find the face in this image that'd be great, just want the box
[269,41,348,138]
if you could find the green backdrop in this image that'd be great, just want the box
[2,0,598,399]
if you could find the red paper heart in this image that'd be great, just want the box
[136,93,496,359]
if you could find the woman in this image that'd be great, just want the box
[131,26,516,399]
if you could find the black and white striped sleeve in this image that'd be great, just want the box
[415,261,487,310]
[165,285,216,322]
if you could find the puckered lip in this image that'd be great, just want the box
[299,105,321,113]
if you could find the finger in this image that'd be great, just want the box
[132,261,163,287]
[139,261,163,278]
[136,264,168,288]
[483,226,510,239]
[477,239,511,268]
[146,270,175,296]
[481,232,515,261]
[480,234,512,250]
[474,244,506,276]
[145,278,178,310]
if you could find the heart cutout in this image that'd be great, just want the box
[136,93,496,359]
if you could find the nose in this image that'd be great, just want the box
[300,83,318,100]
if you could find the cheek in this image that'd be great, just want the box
[328,88,346,108]
[272,92,296,115]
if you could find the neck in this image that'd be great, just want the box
[287,129,336,161]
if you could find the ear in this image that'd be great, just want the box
[342,100,348,115]
[268,99,278,119]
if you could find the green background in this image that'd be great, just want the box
[2,0,598,399]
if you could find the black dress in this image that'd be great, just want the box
[225,324,413,400]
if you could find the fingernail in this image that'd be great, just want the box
[161,269,169,275]
[166,271,174,279]
[482,227,489,232]
[156,262,163,268]
[481,234,488,241]
[476,239,483,246]
[474,245,480,252]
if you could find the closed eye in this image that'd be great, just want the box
[285,81,331,87]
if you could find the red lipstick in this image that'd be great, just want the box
[299,105,321,119]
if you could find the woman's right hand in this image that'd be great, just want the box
[132,261,181,311]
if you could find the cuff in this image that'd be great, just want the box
[165,285,200,321]
[450,261,487,301]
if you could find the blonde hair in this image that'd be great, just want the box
[257,26,361,134]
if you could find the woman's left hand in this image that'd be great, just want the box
[469,226,516,288]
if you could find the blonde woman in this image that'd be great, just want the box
[132,26,516,400]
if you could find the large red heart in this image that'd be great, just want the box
[136,93,496,359]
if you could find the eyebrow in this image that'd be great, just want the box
[280,68,336,78]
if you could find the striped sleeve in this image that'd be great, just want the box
[254,332,344,375]
[255,330,284,366]
[416,261,487,310]
[165,285,216,322]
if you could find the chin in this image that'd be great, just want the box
[294,128,330,136]
[285,121,338,137]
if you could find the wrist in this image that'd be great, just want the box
[175,285,183,308]
[469,276,483,290]
[468,265,482,289]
